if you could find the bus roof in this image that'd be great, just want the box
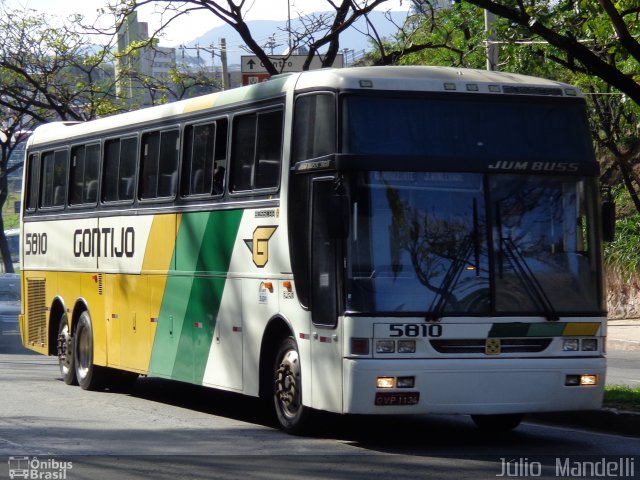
[27,66,581,148]
[292,66,581,97]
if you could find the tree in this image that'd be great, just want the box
[0,106,35,273]
[0,3,121,122]
[460,0,640,213]
[0,2,123,271]
[107,0,396,74]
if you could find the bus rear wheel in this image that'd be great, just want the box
[273,337,312,434]
[471,413,524,432]
[57,314,77,385]
[74,311,107,391]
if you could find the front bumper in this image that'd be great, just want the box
[343,357,605,415]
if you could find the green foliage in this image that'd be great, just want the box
[604,187,640,279]
[604,215,640,280]
[604,385,640,411]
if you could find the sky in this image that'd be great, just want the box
[7,0,407,46]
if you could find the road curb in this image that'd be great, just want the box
[607,339,640,352]
[530,408,640,437]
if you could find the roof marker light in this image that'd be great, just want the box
[359,80,373,88]
[466,84,479,92]
[489,85,501,93]
[444,82,457,91]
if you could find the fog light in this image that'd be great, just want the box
[351,338,370,355]
[581,339,598,351]
[376,340,395,354]
[397,340,416,353]
[396,376,415,388]
[377,377,395,389]
[565,375,580,386]
[580,374,598,386]
[562,339,579,351]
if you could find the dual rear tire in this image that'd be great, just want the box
[57,311,136,391]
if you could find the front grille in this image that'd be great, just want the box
[430,338,552,354]
[26,278,47,346]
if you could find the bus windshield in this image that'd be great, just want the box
[346,171,602,317]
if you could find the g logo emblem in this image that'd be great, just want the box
[244,226,277,268]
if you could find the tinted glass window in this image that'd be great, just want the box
[40,150,68,208]
[69,143,100,205]
[25,154,39,211]
[230,115,256,192]
[292,93,335,162]
[103,137,138,202]
[255,110,283,189]
[230,109,282,192]
[182,120,228,197]
[141,129,179,199]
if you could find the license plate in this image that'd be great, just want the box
[375,392,420,406]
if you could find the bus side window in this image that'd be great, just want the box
[25,153,39,211]
[84,144,100,204]
[292,93,335,163]
[254,110,283,189]
[230,114,256,192]
[141,129,179,200]
[213,119,228,195]
[182,122,214,197]
[103,137,138,203]
[69,145,86,205]
[230,109,282,193]
[40,149,68,209]
[69,143,100,206]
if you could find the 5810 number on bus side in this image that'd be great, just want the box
[389,323,442,338]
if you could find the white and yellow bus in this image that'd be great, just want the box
[19,66,608,433]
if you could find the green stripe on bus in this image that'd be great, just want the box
[148,209,243,383]
[489,322,598,338]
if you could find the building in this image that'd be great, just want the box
[116,12,177,107]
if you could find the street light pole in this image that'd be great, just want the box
[485,9,498,71]
[287,0,292,52]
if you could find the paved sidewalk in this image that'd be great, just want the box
[608,318,640,352]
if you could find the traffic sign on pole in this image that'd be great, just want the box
[241,54,344,74]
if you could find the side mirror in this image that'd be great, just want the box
[327,193,349,239]
[601,200,615,242]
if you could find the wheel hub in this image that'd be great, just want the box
[57,328,72,370]
[275,350,301,417]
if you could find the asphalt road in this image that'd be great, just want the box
[0,332,638,479]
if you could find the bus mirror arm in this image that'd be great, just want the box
[601,200,615,243]
[327,193,350,239]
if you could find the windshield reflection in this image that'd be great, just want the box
[345,172,602,316]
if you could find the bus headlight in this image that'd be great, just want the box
[397,340,416,353]
[581,339,598,351]
[376,340,395,353]
[562,339,579,351]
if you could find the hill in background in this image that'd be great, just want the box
[180,10,408,67]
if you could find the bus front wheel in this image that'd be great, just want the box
[57,314,77,385]
[471,413,524,432]
[74,311,106,390]
[273,337,312,434]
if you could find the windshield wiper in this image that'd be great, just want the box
[425,234,474,322]
[500,237,559,321]
[425,200,481,322]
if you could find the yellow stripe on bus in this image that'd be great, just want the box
[563,322,600,336]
